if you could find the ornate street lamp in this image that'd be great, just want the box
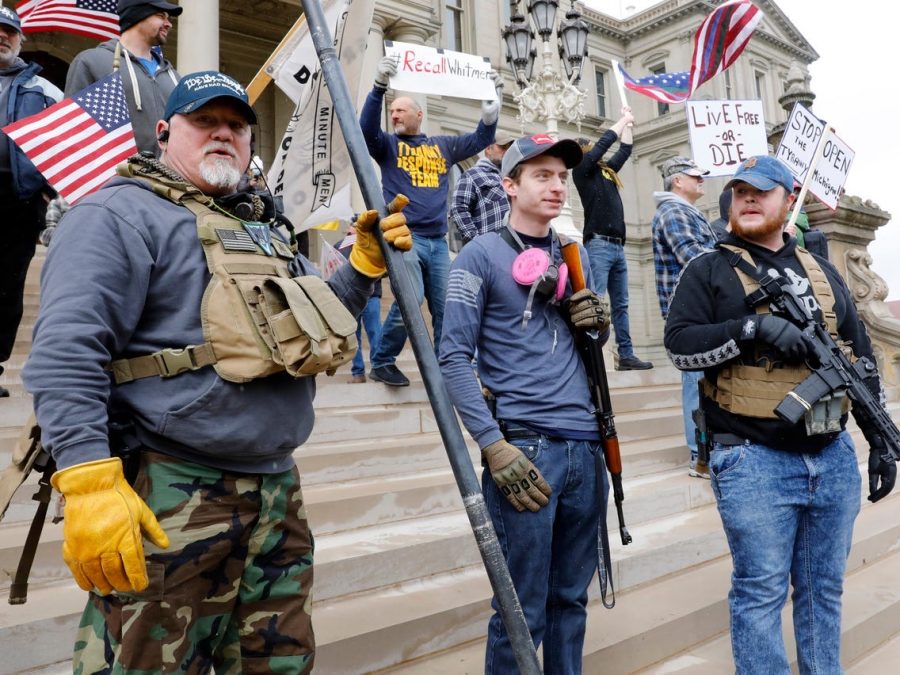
[503,0,590,132]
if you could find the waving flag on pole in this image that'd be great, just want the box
[16,0,119,41]
[3,73,137,203]
[618,0,762,104]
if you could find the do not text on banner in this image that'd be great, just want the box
[776,102,854,211]
[685,100,768,177]
[384,41,495,100]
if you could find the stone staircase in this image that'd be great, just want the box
[2,250,900,674]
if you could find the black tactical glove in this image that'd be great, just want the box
[753,315,809,361]
[866,433,896,503]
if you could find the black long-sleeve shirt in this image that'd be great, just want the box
[664,233,883,452]
[572,129,632,243]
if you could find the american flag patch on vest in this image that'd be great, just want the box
[216,228,258,252]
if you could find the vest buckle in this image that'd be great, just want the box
[152,346,201,378]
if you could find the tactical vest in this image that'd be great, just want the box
[109,164,358,384]
[700,244,848,419]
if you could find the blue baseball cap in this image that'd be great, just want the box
[164,71,257,124]
[725,155,794,193]
[0,6,22,33]
[501,133,583,178]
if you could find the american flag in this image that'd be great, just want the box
[2,73,137,203]
[619,0,762,104]
[16,0,119,41]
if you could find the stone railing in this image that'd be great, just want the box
[807,196,900,392]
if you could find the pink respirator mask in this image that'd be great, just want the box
[511,247,568,329]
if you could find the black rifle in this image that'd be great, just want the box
[726,251,900,462]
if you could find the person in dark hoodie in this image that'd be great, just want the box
[65,0,182,155]
[664,155,895,674]
[709,187,731,240]
[0,6,62,398]
[358,53,499,387]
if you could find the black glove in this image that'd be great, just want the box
[753,315,809,361]
[866,433,896,503]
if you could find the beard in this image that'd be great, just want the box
[731,203,790,242]
[199,143,242,191]
[200,158,242,191]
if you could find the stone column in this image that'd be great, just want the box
[806,197,900,389]
[176,0,219,74]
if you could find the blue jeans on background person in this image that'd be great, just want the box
[682,370,702,464]
[352,296,381,377]
[586,237,634,358]
[483,433,606,674]
[371,233,449,368]
[709,432,861,675]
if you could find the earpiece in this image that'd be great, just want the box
[157,128,169,143]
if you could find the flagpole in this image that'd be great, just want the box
[787,125,832,232]
[296,2,542,672]
[246,14,308,105]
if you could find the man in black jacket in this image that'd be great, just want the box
[664,155,896,674]
[574,107,651,370]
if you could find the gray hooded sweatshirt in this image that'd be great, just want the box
[65,40,179,155]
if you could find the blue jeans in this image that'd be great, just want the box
[371,233,449,367]
[352,296,381,376]
[710,432,861,674]
[483,434,607,674]
[682,370,702,462]
[586,238,633,358]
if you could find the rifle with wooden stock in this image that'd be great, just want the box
[562,241,631,608]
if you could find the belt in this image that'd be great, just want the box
[589,234,624,245]
[499,421,545,442]
[710,432,750,447]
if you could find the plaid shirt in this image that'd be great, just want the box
[652,192,718,318]
[448,158,509,242]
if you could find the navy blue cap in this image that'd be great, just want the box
[0,6,22,33]
[725,155,794,193]
[164,71,257,124]
[501,133,583,178]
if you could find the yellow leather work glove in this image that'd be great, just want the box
[566,288,610,331]
[51,457,169,595]
[482,439,552,513]
[348,195,412,278]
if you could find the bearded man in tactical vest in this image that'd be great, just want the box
[22,71,411,674]
[664,155,896,674]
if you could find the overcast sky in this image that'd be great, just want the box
[584,0,899,300]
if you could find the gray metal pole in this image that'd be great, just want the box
[297,1,541,672]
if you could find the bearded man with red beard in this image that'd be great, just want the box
[664,155,896,674]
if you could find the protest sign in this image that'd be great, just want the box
[777,102,854,210]
[384,41,495,100]
[685,100,768,176]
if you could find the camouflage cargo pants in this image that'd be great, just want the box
[72,450,315,674]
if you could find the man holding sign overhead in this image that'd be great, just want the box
[360,49,500,387]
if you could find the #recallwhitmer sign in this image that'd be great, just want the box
[384,40,496,100]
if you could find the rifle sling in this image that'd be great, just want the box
[8,463,55,605]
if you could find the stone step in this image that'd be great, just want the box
[635,546,900,674]
[379,488,900,674]
[0,464,713,597]
[847,628,900,674]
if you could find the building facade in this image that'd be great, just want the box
[11,0,898,368]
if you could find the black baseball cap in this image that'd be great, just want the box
[164,71,257,124]
[500,133,583,178]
